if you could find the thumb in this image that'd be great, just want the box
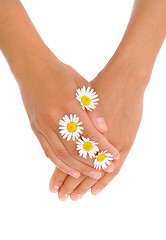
[75,78,107,133]
[88,100,108,133]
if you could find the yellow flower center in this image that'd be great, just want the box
[97,154,106,162]
[67,122,77,132]
[83,142,93,152]
[81,96,91,106]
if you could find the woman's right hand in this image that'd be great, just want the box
[12,48,119,179]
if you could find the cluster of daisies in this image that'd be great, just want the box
[59,86,114,170]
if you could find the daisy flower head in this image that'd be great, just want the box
[76,137,99,159]
[76,86,99,111]
[59,114,84,141]
[93,150,113,170]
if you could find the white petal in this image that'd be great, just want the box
[59,126,66,130]
[59,129,67,135]
[76,96,81,102]
[90,89,94,94]
[69,114,73,122]
[105,160,111,165]
[59,120,67,126]
[63,115,70,123]
[87,86,90,92]
[91,98,99,102]
[63,132,69,139]
[75,117,79,124]
[78,126,84,130]
[102,162,107,169]
[67,133,72,141]
[83,86,86,92]
[83,151,87,159]
[76,146,83,150]
[72,132,75,141]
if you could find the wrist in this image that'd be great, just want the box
[94,51,151,101]
[9,42,61,87]
[104,48,152,92]
[0,0,60,83]
[10,42,53,75]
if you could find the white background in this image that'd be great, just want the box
[0,0,166,239]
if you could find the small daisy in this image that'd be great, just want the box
[59,114,84,141]
[76,86,99,111]
[76,137,99,159]
[93,150,113,170]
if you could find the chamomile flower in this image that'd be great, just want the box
[93,150,113,170]
[59,114,84,141]
[76,137,99,159]
[76,86,99,111]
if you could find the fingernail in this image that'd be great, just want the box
[96,117,108,132]
[89,171,102,179]
[51,186,59,193]
[69,171,80,179]
[113,154,120,160]
[105,163,114,172]
[60,194,68,201]
[92,188,102,196]
[71,194,82,201]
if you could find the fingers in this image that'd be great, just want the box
[49,150,126,201]
[91,173,115,195]
[76,80,108,133]
[43,128,103,179]
[58,174,86,201]
[49,167,95,201]
[74,112,119,165]
[51,109,119,172]
[34,130,81,178]
[91,150,129,195]
[32,80,119,177]
[70,175,103,201]
[61,150,128,201]
[49,168,67,193]
[87,101,108,133]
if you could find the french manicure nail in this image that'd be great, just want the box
[113,154,120,160]
[72,194,82,201]
[89,171,102,179]
[51,186,59,193]
[96,117,108,132]
[105,163,114,172]
[60,194,68,201]
[92,188,102,196]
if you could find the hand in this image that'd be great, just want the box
[13,49,119,179]
[49,56,149,200]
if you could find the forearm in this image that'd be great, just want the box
[0,0,53,77]
[106,0,166,86]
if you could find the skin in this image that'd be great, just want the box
[1,0,166,201]
[0,0,119,179]
[49,0,166,201]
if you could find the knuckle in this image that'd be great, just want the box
[63,99,76,113]
[32,114,44,130]
[45,108,57,122]
[56,149,69,160]
[44,148,51,159]
[30,120,35,131]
